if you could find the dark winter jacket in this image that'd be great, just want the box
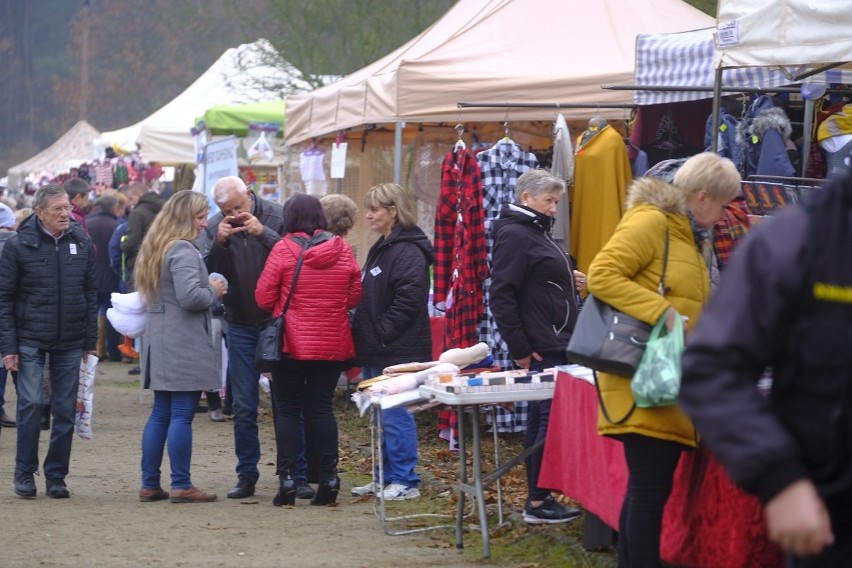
[121,191,165,272]
[205,194,286,325]
[0,215,98,354]
[490,203,579,360]
[352,224,433,368]
[681,173,852,503]
[85,209,120,294]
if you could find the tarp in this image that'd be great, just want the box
[715,0,852,69]
[284,0,713,145]
[8,120,101,182]
[634,28,852,105]
[196,100,285,137]
[100,40,304,164]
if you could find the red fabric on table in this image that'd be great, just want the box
[539,372,784,568]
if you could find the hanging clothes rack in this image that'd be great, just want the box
[457,102,635,110]
[604,83,852,176]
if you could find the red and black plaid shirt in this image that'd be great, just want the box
[433,148,488,348]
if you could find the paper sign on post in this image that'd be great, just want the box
[331,143,348,179]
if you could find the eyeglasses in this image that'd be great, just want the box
[41,205,73,214]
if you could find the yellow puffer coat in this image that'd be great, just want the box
[586,177,710,448]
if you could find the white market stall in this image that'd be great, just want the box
[99,39,306,164]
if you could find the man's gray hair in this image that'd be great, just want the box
[212,176,247,204]
[34,184,67,210]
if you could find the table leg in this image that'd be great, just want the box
[455,404,466,550]
[470,403,490,558]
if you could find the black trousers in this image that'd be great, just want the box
[617,433,684,568]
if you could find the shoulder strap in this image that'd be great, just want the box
[658,227,671,296]
[278,239,312,317]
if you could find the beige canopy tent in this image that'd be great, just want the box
[7,120,101,187]
[284,0,713,146]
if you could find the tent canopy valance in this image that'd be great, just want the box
[284,0,714,145]
[196,100,285,137]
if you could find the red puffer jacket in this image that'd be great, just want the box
[255,231,361,361]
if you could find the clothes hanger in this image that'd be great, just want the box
[588,106,607,132]
[501,121,512,143]
[454,123,466,151]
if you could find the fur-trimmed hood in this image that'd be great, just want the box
[625,177,687,215]
[747,106,793,141]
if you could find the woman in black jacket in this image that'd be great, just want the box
[351,183,433,501]
[490,169,585,524]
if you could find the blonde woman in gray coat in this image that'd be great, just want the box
[134,191,227,504]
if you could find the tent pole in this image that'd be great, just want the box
[711,68,723,153]
[393,121,404,185]
[800,98,815,177]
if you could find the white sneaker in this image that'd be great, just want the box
[351,481,379,497]
[380,483,420,501]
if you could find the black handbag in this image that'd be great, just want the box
[255,246,308,372]
[565,228,670,378]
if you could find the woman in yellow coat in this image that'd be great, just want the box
[586,152,741,567]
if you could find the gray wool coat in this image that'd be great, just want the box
[141,240,221,391]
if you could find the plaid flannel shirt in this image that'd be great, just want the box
[434,148,489,348]
[714,198,751,269]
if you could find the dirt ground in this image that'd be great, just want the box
[0,359,518,568]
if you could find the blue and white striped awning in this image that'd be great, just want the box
[634,27,852,105]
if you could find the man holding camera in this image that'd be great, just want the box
[204,177,287,499]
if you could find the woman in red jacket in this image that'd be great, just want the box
[255,194,361,507]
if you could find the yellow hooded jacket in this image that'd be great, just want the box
[586,177,709,448]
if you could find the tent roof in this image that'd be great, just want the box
[284,0,713,145]
[8,120,101,179]
[634,27,852,105]
[196,100,285,137]
[715,0,852,68]
[100,40,302,164]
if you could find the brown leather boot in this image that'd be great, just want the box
[169,487,217,503]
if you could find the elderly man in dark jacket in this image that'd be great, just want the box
[204,176,286,500]
[0,184,98,499]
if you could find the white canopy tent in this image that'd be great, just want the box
[284,0,714,146]
[99,39,307,164]
[715,0,852,69]
[708,0,852,172]
[7,120,101,186]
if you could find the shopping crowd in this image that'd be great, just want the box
[1,154,850,567]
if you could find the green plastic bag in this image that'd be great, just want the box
[631,312,684,408]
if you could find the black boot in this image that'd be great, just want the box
[311,454,340,506]
[311,476,340,506]
[40,404,51,431]
[273,477,296,507]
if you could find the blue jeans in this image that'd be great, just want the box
[227,324,305,481]
[16,345,81,480]
[141,390,200,490]
[227,324,263,482]
[363,366,420,488]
